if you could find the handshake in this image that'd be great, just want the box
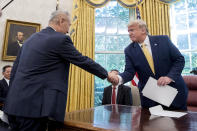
[107,71,120,85]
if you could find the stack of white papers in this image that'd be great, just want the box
[142,77,178,107]
[149,105,187,118]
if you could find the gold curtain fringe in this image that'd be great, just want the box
[70,1,80,38]
[117,0,144,8]
[85,0,179,9]
[85,0,110,8]
[157,0,180,4]
[70,17,78,37]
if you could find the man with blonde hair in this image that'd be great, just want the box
[108,19,188,111]
[4,10,109,131]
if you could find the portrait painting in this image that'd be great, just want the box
[2,19,41,61]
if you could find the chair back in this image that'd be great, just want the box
[183,75,197,112]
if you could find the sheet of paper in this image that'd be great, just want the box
[142,77,178,107]
[149,105,187,118]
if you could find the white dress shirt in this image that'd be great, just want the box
[140,36,153,57]
[4,77,9,86]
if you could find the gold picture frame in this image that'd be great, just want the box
[2,19,41,61]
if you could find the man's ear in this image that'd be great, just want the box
[142,27,146,34]
[57,19,61,25]
[60,18,63,24]
[59,17,66,25]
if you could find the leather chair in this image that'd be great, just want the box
[183,75,197,112]
[130,85,141,106]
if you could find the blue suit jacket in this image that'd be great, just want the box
[0,78,9,103]
[4,27,108,122]
[120,35,188,110]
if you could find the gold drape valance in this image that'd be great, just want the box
[85,0,178,8]
[117,0,144,8]
[85,0,145,8]
[85,0,110,8]
[157,0,180,4]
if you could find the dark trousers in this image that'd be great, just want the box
[8,115,64,131]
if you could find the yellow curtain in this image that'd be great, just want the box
[138,0,170,36]
[66,0,95,112]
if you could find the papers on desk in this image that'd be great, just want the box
[142,77,178,107]
[149,105,187,118]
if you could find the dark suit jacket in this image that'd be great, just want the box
[0,78,9,103]
[7,41,21,56]
[119,35,188,110]
[102,84,132,106]
[4,27,108,122]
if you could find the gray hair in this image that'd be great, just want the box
[128,19,149,35]
[49,10,70,24]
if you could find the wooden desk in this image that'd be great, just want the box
[59,105,197,131]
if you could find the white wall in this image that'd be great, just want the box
[0,0,73,78]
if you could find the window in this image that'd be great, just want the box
[94,1,133,106]
[170,0,197,74]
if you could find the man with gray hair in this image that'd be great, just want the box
[4,10,109,131]
[108,19,188,111]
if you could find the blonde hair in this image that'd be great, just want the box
[128,19,149,35]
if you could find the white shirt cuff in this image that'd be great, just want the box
[117,75,123,85]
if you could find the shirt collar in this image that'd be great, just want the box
[112,85,119,89]
[144,36,150,46]
[4,77,9,85]
[49,26,56,31]
[140,35,149,45]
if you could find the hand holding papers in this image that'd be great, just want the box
[149,105,187,118]
[142,77,178,107]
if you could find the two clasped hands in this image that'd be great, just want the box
[107,71,119,85]
[107,71,173,86]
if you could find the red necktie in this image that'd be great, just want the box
[112,86,116,104]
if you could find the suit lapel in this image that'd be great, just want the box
[2,79,9,93]
[108,86,112,103]
[2,79,8,88]
[149,36,159,76]
[116,85,122,104]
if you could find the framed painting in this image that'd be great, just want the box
[2,19,41,61]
